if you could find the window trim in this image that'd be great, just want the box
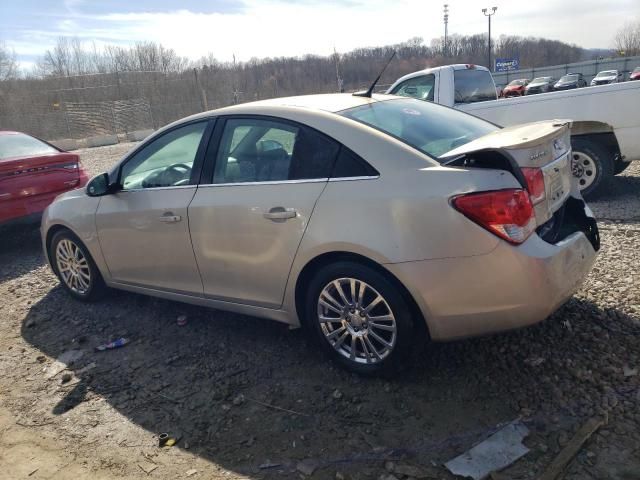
[116,118,215,192]
[200,114,373,186]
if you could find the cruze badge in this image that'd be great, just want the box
[529,150,547,160]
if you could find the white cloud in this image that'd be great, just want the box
[5,0,640,64]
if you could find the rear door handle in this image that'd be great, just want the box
[263,207,297,220]
[159,212,182,223]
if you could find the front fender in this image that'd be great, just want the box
[41,190,109,279]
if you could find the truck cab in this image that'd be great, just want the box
[388,64,497,107]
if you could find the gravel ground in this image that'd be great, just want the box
[0,143,639,479]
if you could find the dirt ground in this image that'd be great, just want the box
[1,144,639,479]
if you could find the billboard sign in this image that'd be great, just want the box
[495,58,520,72]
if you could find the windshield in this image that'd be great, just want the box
[339,98,498,160]
[559,74,578,82]
[507,79,527,86]
[596,71,616,77]
[0,133,58,160]
[531,77,551,83]
[634,67,640,73]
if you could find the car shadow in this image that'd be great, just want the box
[0,222,46,283]
[19,285,640,478]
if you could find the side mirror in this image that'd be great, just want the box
[86,173,120,197]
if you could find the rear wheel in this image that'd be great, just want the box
[570,138,613,198]
[305,262,417,375]
[50,230,107,301]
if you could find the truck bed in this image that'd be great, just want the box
[460,81,640,162]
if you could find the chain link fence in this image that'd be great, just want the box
[1,54,639,146]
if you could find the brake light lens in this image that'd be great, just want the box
[521,167,545,205]
[452,189,536,244]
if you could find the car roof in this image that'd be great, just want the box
[156,93,402,137]
[214,93,390,114]
[0,131,24,135]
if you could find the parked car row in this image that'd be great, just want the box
[499,68,639,97]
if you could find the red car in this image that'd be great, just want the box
[0,131,89,225]
[502,78,530,97]
[631,67,640,81]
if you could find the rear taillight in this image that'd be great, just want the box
[521,167,545,205]
[452,189,536,244]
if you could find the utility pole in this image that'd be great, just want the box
[333,47,344,93]
[443,4,449,57]
[482,7,497,71]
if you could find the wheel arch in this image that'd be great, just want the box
[570,123,621,159]
[44,224,74,265]
[293,251,430,339]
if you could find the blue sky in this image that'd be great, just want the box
[1,0,638,71]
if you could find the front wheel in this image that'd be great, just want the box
[50,230,107,301]
[570,138,614,198]
[305,262,418,375]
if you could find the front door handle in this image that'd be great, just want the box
[159,212,182,223]
[263,207,297,221]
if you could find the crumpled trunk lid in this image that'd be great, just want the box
[441,120,573,226]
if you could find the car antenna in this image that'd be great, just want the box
[353,50,396,98]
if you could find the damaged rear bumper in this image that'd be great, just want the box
[386,196,598,341]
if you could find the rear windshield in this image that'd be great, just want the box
[453,69,497,103]
[531,77,551,83]
[339,98,498,159]
[559,74,579,81]
[0,133,58,160]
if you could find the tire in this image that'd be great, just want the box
[570,138,614,198]
[50,229,107,302]
[304,261,418,375]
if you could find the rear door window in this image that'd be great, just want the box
[212,118,340,183]
[453,69,497,104]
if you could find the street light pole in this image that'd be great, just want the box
[443,4,449,57]
[482,7,497,71]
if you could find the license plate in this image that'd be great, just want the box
[543,154,570,213]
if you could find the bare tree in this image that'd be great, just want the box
[0,42,19,80]
[614,19,640,56]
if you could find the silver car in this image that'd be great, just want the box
[41,94,599,374]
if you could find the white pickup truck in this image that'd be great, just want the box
[387,64,640,196]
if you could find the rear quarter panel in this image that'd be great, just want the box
[282,165,522,322]
[0,153,82,223]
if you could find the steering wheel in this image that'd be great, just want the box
[141,163,193,188]
[164,163,192,185]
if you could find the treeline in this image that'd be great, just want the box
[0,30,629,139]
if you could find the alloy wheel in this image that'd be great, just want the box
[317,278,397,364]
[571,151,597,190]
[56,239,92,294]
